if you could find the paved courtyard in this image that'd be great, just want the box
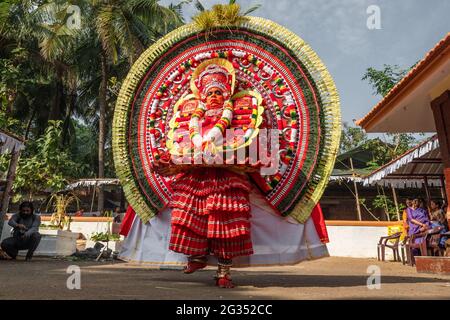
[1,256,450,299]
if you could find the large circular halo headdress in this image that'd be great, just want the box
[113,15,341,224]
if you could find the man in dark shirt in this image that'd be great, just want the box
[1,201,41,261]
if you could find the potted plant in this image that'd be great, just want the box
[46,192,79,230]
[35,193,80,256]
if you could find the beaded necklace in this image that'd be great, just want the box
[189,100,234,149]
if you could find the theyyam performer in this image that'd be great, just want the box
[113,4,341,288]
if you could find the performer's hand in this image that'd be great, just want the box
[192,135,203,150]
[202,139,218,156]
[201,136,211,148]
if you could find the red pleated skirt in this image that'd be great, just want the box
[169,168,254,259]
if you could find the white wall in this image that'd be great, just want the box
[66,221,112,240]
[327,225,395,259]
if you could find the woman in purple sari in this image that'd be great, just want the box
[407,198,430,256]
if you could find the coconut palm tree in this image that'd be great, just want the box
[1,0,184,208]
[84,0,183,212]
[0,1,64,138]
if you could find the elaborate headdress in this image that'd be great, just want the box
[191,58,235,100]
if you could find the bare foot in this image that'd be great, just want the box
[0,250,13,260]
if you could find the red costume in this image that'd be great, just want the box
[166,61,257,287]
[112,15,341,289]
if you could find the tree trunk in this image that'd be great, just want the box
[349,158,362,221]
[0,149,21,240]
[25,107,37,140]
[62,92,77,145]
[97,52,108,213]
[49,73,65,121]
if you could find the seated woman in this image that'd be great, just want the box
[429,199,448,248]
[407,198,430,256]
[401,198,413,239]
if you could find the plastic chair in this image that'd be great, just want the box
[425,227,446,256]
[407,227,442,266]
[400,236,410,265]
[377,232,402,262]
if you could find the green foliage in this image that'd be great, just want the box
[362,64,408,97]
[0,0,18,28]
[13,121,83,200]
[339,122,368,154]
[0,0,184,201]
[46,192,79,229]
[0,53,36,134]
[339,123,418,168]
[90,232,120,242]
[0,153,11,181]
[39,223,61,230]
[361,134,417,168]
[0,103,22,133]
[358,63,421,168]
[372,194,406,221]
[192,0,260,15]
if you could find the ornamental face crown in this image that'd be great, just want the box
[197,64,231,95]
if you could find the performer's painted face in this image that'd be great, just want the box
[206,87,224,108]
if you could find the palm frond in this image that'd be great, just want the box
[128,0,183,32]
[38,23,78,62]
[242,4,260,16]
[0,1,12,28]
[95,6,119,64]
[194,0,205,12]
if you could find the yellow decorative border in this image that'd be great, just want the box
[112,17,341,224]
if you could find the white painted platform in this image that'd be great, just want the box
[34,229,78,256]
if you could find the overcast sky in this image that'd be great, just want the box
[161,0,450,125]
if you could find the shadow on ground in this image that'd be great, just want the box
[1,258,449,300]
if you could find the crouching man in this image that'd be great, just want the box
[1,201,41,261]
